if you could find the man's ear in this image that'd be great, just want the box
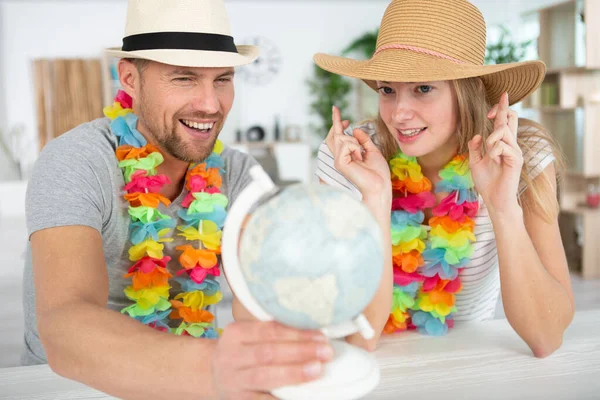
[118,59,140,101]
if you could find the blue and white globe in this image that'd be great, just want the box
[238,184,384,330]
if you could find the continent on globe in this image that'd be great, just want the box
[274,273,339,326]
[238,184,385,330]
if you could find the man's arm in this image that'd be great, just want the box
[32,225,219,400]
[34,225,331,399]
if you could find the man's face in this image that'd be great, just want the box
[131,61,235,163]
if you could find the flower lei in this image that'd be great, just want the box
[103,90,226,338]
[384,152,479,336]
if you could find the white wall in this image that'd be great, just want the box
[0,4,20,181]
[0,0,569,180]
[0,5,5,133]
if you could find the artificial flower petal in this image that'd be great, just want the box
[126,256,171,275]
[125,267,172,290]
[188,192,229,214]
[174,322,218,338]
[386,150,478,337]
[115,90,133,109]
[176,221,222,250]
[410,311,448,336]
[176,245,219,270]
[170,300,215,323]
[111,90,227,341]
[392,250,424,273]
[177,205,227,229]
[111,113,146,148]
[129,206,171,224]
[103,102,132,120]
[130,219,176,245]
[124,170,170,193]
[118,152,164,182]
[124,192,171,208]
[391,192,436,213]
[116,144,161,161]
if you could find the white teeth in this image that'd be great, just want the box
[399,128,424,136]
[183,120,214,130]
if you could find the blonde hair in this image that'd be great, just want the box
[372,77,565,222]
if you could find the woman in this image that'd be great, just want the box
[314,0,574,357]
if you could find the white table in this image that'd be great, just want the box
[1,310,599,400]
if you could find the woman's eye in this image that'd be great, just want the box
[417,85,433,93]
[378,86,394,95]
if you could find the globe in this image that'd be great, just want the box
[238,184,384,330]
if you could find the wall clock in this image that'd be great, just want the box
[238,36,282,85]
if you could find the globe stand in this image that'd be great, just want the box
[222,166,381,400]
[272,339,380,400]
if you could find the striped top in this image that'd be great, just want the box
[315,122,555,322]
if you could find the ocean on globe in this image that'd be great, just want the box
[238,184,384,330]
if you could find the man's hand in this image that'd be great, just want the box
[212,321,333,399]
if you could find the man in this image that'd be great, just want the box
[22,1,332,398]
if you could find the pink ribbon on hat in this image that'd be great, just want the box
[374,44,466,64]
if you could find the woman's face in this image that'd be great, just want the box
[377,80,458,158]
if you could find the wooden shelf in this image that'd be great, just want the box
[564,171,600,178]
[522,106,578,112]
[546,66,600,74]
[561,206,600,215]
[526,0,600,279]
[524,0,576,14]
[230,141,306,147]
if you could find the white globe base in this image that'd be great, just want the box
[271,339,380,400]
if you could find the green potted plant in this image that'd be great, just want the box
[306,28,378,142]
[343,29,380,120]
[306,64,352,140]
[342,29,379,59]
[485,25,533,64]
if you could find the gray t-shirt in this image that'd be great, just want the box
[21,118,258,365]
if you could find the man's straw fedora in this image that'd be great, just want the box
[106,0,259,68]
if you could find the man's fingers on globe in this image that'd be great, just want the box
[239,362,325,391]
[239,341,333,368]
[230,321,326,344]
[254,393,279,400]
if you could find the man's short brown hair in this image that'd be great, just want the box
[123,58,150,75]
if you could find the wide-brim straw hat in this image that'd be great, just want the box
[106,0,259,68]
[314,0,545,106]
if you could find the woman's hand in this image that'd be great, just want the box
[326,106,391,203]
[468,92,523,214]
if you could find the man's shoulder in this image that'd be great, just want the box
[221,145,253,161]
[43,118,117,158]
[220,145,258,169]
[219,145,259,204]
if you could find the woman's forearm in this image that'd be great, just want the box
[489,204,574,357]
[40,301,217,399]
[346,194,393,351]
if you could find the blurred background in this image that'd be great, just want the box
[1,0,599,367]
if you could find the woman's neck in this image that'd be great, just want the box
[417,140,459,182]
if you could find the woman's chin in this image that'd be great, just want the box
[395,142,430,158]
